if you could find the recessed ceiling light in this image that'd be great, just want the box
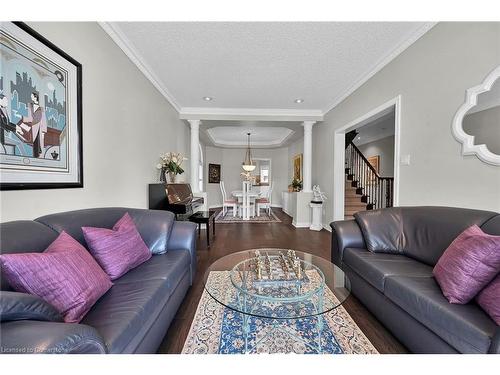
[357,136,361,140]
[294,98,304,104]
[203,96,213,101]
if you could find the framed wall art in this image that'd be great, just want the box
[208,163,221,183]
[293,153,302,181]
[0,22,82,190]
[367,155,380,174]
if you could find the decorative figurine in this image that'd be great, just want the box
[312,185,327,203]
[310,186,327,231]
[266,252,272,279]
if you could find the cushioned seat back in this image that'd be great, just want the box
[355,206,499,266]
[481,215,500,236]
[0,221,59,290]
[35,207,175,255]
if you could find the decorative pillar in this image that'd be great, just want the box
[189,119,200,193]
[302,121,315,193]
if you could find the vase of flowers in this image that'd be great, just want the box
[157,152,186,183]
[291,178,302,192]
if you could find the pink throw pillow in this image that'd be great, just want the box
[433,225,500,304]
[82,213,152,280]
[0,231,113,323]
[476,274,500,325]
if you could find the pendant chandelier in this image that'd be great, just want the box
[242,132,256,172]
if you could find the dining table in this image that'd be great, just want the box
[231,190,261,219]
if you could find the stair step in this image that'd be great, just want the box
[345,205,368,210]
[345,197,366,203]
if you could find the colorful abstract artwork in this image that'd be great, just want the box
[0,22,82,189]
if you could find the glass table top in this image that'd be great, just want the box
[203,249,351,320]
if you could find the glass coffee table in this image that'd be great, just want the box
[203,249,351,353]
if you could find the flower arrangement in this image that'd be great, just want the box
[289,178,302,192]
[240,171,256,184]
[157,152,187,183]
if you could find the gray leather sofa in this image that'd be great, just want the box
[330,206,500,354]
[0,207,197,354]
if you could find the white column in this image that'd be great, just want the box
[302,121,315,192]
[189,119,200,193]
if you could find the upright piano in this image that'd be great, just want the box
[148,183,204,220]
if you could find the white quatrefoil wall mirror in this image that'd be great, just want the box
[452,66,500,166]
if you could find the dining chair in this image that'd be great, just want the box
[220,181,237,217]
[256,183,273,216]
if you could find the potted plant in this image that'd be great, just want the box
[291,178,302,192]
[157,152,186,183]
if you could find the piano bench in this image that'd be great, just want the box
[188,210,216,248]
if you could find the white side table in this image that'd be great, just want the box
[309,202,323,231]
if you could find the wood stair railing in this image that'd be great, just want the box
[344,138,394,213]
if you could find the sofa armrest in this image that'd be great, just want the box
[330,219,366,267]
[167,221,197,284]
[0,320,107,354]
[489,327,500,354]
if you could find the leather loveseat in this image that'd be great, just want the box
[330,206,500,354]
[0,207,197,354]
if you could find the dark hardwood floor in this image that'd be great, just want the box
[158,208,407,354]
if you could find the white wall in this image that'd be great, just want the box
[0,22,190,222]
[357,135,395,177]
[204,146,289,208]
[313,22,500,226]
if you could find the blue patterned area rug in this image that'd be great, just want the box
[182,271,378,354]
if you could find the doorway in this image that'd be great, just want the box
[333,96,401,221]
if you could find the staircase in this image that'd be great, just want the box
[344,131,394,219]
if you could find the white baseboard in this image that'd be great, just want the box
[292,221,311,228]
[323,224,332,232]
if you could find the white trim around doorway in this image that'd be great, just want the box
[333,95,401,221]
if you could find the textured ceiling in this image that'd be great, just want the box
[353,111,395,146]
[112,22,431,112]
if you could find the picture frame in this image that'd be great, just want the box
[208,163,221,183]
[293,153,302,181]
[0,22,83,190]
[367,155,380,174]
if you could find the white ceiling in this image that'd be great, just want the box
[353,110,395,146]
[201,120,302,148]
[101,22,434,147]
[104,22,433,113]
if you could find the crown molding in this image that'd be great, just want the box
[98,22,181,112]
[323,22,437,115]
[180,107,323,121]
[205,127,294,148]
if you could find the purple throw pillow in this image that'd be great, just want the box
[82,213,152,280]
[0,231,112,323]
[433,225,500,304]
[476,274,500,325]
